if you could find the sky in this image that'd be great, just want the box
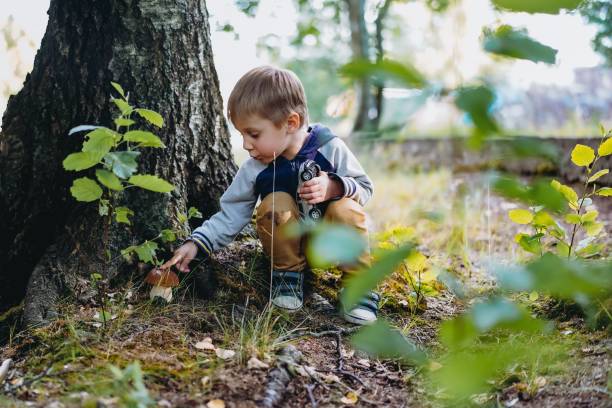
[0,0,604,123]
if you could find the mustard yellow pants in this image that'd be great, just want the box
[255,192,370,276]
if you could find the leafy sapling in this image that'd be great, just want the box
[508,125,611,259]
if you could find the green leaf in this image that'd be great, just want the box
[134,240,158,263]
[351,320,427,364]
[104,151,140,179]
[471,297,539,332]
[135,108,164,128]
[581,210,598,223]
[564,213,581,224]
[115,206,134,225]
[508,209,533,224]
[341,244,415,309]
[532,210,555,227]
[571,144,595,167]
[110,81,125,98]
[70,177,103,202]
[161,229,176,243]
[112,98,133,115]
[575,238,603,258]
[177,213,188,224]
[83,128,119,157]
[556,241,570,257]
[128,174,174,193]
[114,118,135,128]
[551,180,578,206]
[525,253,611,299]
[491,0,583,14]
[583,221,603,237]
[599,138,612,157]
[306,224,367,268]
[123,130,165,148]
[95,169,123,191]
[454,85,499,136]
[576,244,603,258]
[493,176,566,213]
[587,169,609,183]
[339,58,426,89]
[63,152,101,171]
[483,25,557,64]
[188,207,203,219]
[595,187,612,197]
[514,233,542,254]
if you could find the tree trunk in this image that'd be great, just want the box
[346,0,374,133]
[0,0,236,327]
[373,0,393,132]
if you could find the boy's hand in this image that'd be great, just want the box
[298,171,343,204]
[160,241,198,273]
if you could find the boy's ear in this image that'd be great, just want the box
[286,112,301,133]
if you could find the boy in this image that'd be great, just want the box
[161,66,378,325]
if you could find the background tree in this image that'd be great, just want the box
[0,0,236,327]
[579,0,612,65]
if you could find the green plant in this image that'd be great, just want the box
[507,125,611,259]
[375,226,441,313]
[63,83,206,307]
[90,272,110,329]
[107,361,154,408]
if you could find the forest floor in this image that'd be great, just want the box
[0,169,610,407]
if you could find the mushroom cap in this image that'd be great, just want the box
[145,268,180,287]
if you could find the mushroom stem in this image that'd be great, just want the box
[150,286,173,302]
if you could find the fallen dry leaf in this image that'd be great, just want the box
[207,400,225,408]
[340,391,359,405]
[215,348,236,360]
[356,358,370,368]
[247,357,269,369]
[195,337,216,351]
[534,376,547,388]
[322,373,340,383]
[201,376,210,387]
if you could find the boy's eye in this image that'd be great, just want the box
[249,133,259,138]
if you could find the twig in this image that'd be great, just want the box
[305,383,317,407]
[334,332,367,388]
[4,365,54,393]
[276,325,359,343]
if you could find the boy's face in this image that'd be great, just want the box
[234,114,293,165]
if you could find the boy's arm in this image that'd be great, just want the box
[187,160,262,255]
[321,138,373,206]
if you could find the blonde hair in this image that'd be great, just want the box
[227,66,309,128]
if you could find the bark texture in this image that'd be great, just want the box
[0,0,236,327]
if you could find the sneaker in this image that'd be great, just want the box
[271,270,304,311]
[341,291,380,325]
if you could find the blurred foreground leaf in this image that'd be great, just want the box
[351,320,427,364]
[492,175,566,213]
[491,0,583,14]
[341,244,415,309]
[339,58,426,88]
[306,224,367,268]
[454,85,499,142]
[483,25,557,64]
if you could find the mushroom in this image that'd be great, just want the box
[144,268,179,303]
